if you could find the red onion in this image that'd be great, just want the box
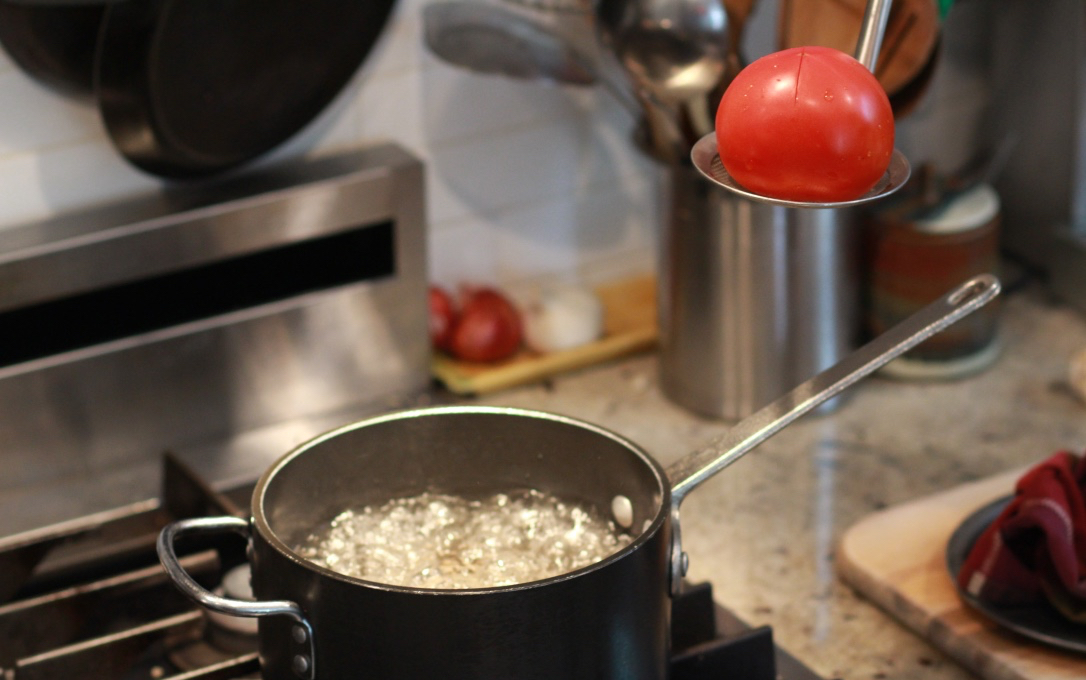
[448,287,522,362]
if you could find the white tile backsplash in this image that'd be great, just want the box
[0,139,163,226]
[0,0,660,291]
[0,71,100,155]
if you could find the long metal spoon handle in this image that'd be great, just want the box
[855,0,893,72]
[666,274,1001,504]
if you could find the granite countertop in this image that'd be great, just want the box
[462,281,1086,680]
[3,279,1084,679]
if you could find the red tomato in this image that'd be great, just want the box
[715,46,894,202]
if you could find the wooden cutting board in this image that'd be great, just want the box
[836,470,1086,679]
[431,275,657,395]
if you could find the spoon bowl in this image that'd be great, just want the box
[690,133,911,209]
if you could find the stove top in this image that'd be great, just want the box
[0,455,823,680]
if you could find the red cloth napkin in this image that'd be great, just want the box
[957,451,1086,618]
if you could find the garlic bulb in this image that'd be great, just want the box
[522,284,604,353]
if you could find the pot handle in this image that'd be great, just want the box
[663,274,1001,595]
[157,516,316,680]
[666,274,1000,504]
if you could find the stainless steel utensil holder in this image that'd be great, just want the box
[658,163,861,420]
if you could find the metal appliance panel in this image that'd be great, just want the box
[0,144,430,493]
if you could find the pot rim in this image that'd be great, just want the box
[250,404,672,595]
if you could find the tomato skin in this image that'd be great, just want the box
[715,46,894,202]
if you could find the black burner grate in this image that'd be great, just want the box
[0,455,821,680]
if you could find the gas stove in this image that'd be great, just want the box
[0,144,824,679]
[0,454,823,680]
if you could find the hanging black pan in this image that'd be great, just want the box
[94,0,398,179]
[0,1,106,96]
[0,0,397,179]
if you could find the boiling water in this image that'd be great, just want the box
[295,490,634,589]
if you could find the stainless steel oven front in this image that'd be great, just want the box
[0,143,431,533]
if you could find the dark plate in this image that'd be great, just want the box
[945,495,1086,653]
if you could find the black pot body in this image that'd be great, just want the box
[248,406,673,680]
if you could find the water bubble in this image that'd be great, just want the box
[295,490,633,589]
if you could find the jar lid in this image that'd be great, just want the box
[914,183,1000,234]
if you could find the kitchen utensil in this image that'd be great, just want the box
[0,0,395,179]
[423,1,595,85]
[691,0,913,208]
[946,495,1086,654]
[157,274,999,680]
[717,0,755,103]
[422,0,641,118]
[596,0,730,146]
[634,90,688,163]
[778,0,942,118]
[95,0,396,179]
[723,0,755,60]
[0,1,102,95]
[659,163,859,419]
[691,139,911,209]
[665,272,996,499]
[594,4,685,162]
[682,0,730,139]
[712,0,755,111]
[0,0,119,4]
[777,0,940,99]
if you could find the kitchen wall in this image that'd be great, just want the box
[0,0,662,292]
[0,0,1000,295]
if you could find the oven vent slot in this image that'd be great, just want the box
[0,222,394,368]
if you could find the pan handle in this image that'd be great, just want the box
[157,517,316,679]
[666,273,1001,504]
[663,274,1000,595]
